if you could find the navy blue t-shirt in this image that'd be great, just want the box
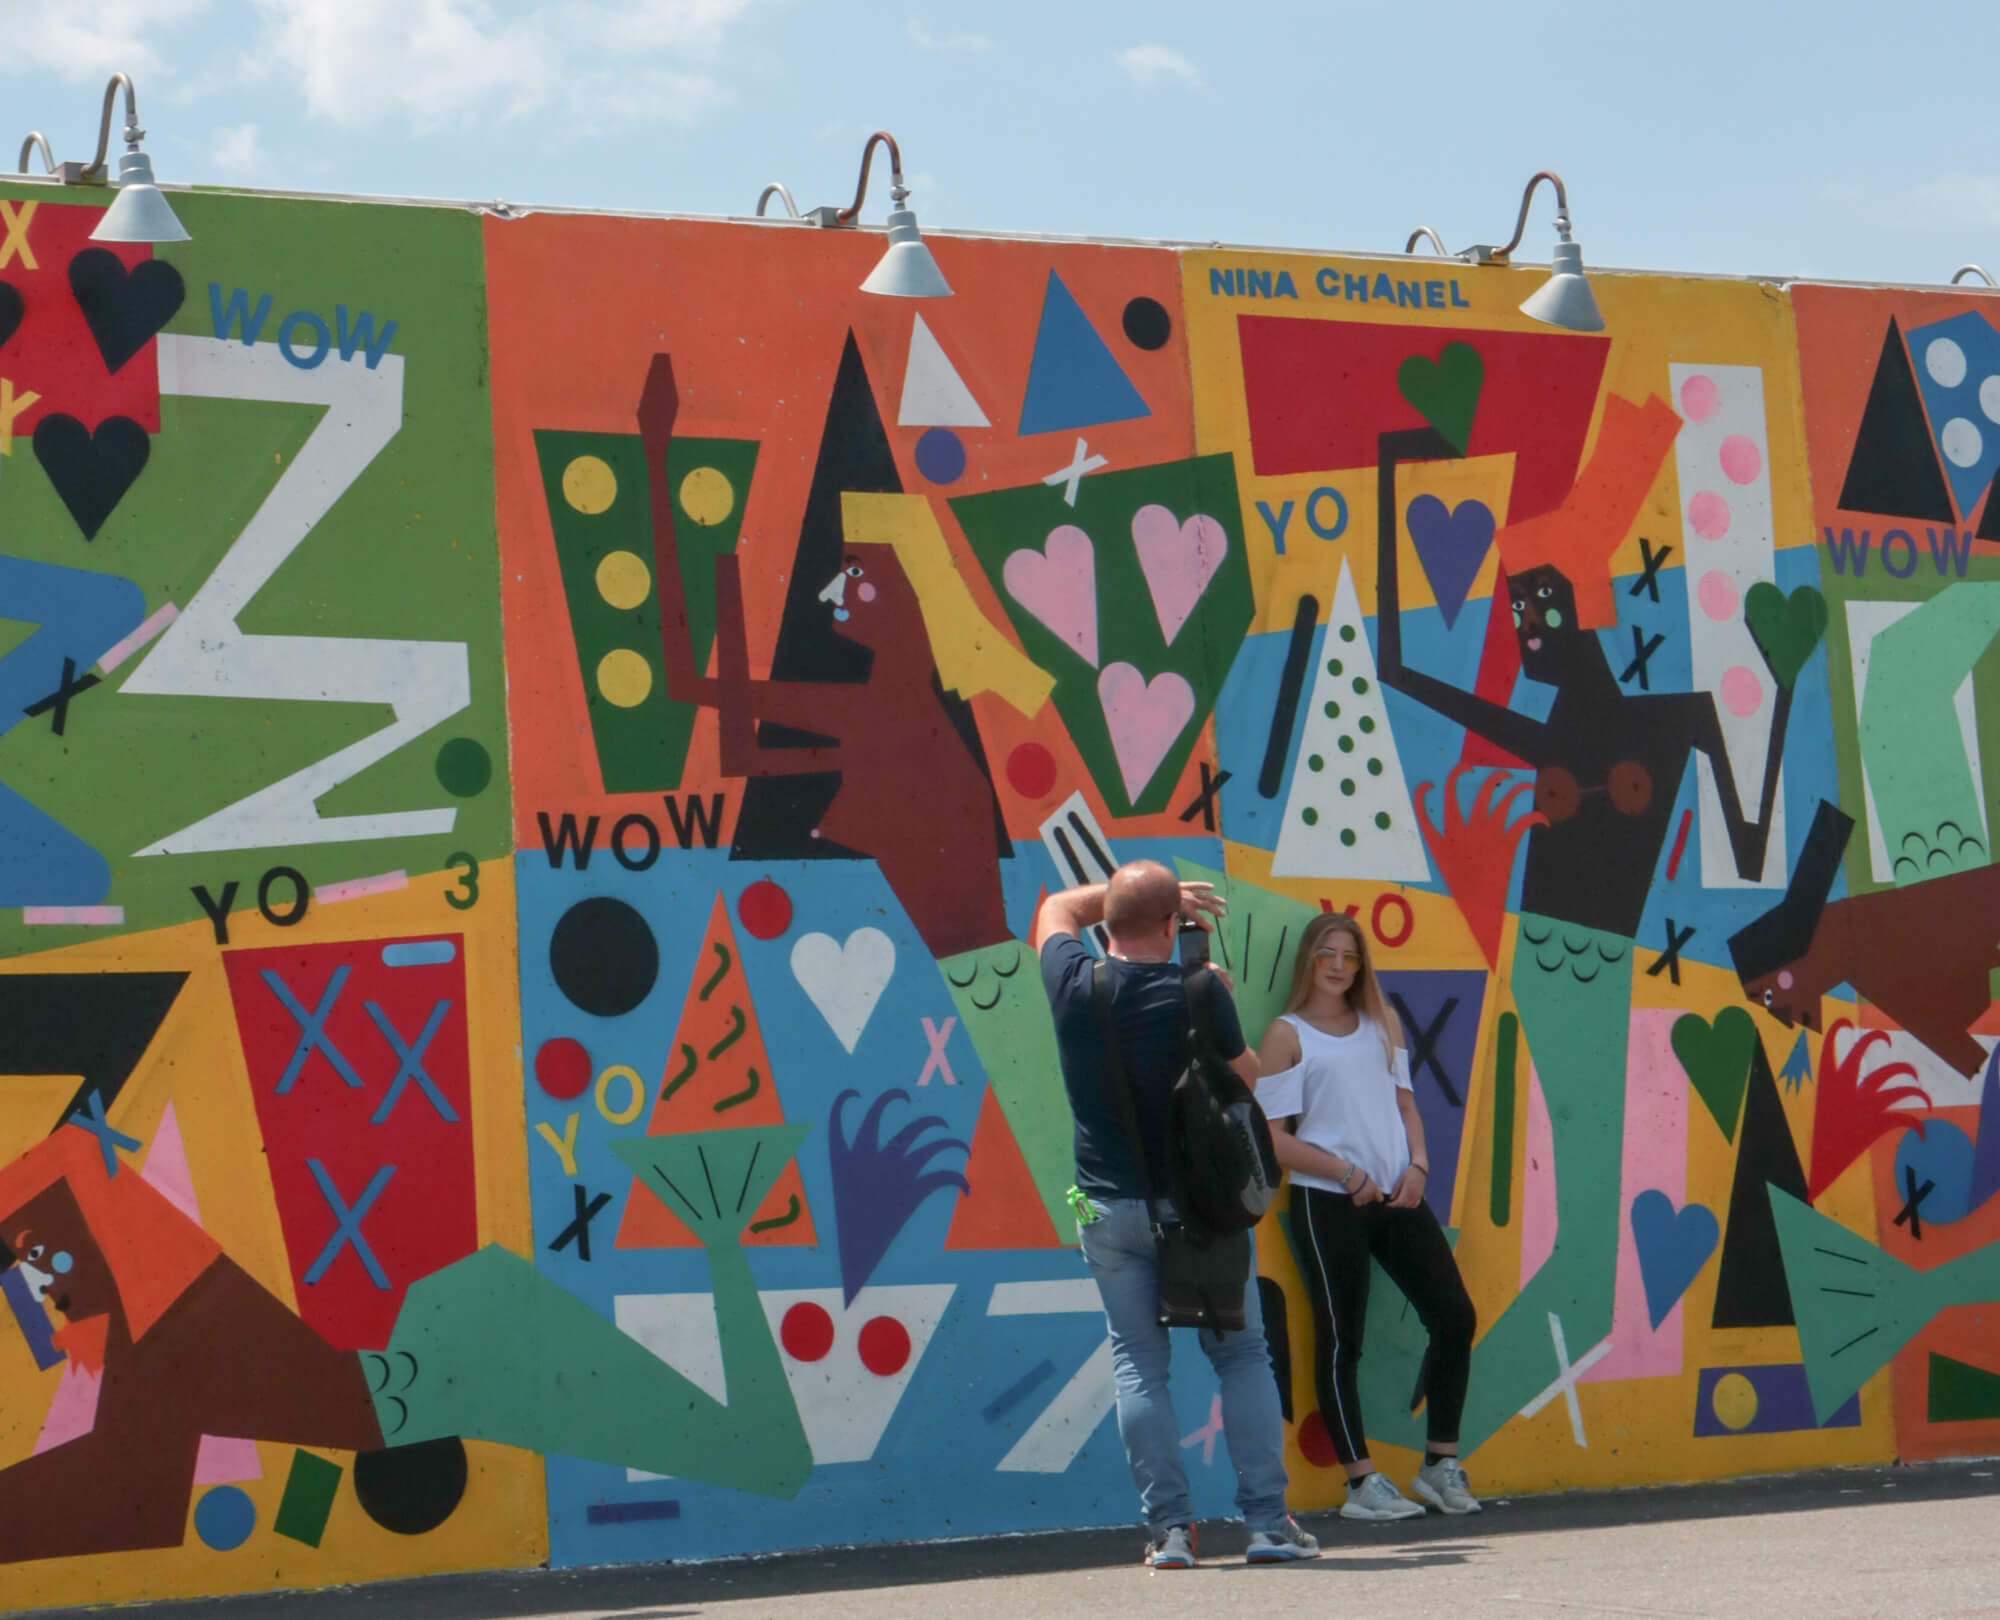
[1040,933,1249,1199]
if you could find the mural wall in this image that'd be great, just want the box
[2,173,1998,1607]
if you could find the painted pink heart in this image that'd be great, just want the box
[1097,662,1196,803]
[1131,504,1228,645]
[1003,525,1098,666]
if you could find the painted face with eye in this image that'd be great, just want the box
[1507,565,1583,684]
[1742,962,1820,1033]
[5,1182,112,1321]
[814,543,923,657]
[816,554,874,623]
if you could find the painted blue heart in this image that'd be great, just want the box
[1630,1189,1720,1330]
[1405,494,1494,631]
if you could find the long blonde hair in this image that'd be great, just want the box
[1283,911,1402,1067]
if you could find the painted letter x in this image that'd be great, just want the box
[916,1015,958,1086]
[264,966,362,1093]
[303,1159,395,1288]
[1388,991,1460,1106]
[0,200,37,271]
[69,1088,141,1177]
[366,999,458,1124]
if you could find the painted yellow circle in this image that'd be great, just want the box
[679,466,735,526]
[595,1064,646,1125]
[595,648,653,708]
[563,455,617,515]
[595,550,652,610]
[1711,1372,1759,1431]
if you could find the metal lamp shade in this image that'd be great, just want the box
[1518,238,1601,331]
[860,207,952,297]
[91,147,189,244]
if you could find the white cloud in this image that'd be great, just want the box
[247,0,761,132]
[0,0,210,83]
[212,121,264,177]
[907,18,992,53]
[1116,43,1201,91]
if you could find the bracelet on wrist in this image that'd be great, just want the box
[1411,1162,1428,1176]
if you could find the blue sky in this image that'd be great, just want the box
[3,0,1995,287]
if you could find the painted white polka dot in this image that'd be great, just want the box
[1927,337,1969,389]
[1982,374,2000,426]
[1941,417,1984,469]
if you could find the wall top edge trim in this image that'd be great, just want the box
[0,174,1991,296]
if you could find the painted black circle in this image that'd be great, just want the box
[550,896,659,1017]
[353,1438,468,1536]
[1121,297,1172,351]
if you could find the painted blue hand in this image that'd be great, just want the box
[828,1087,969,1304]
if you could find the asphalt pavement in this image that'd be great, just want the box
[25,1458,2000,1620]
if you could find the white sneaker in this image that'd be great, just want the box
[1246,1515,1321,1562]
[1339,1469,1425,1520]
[1412,1457,1482,1514]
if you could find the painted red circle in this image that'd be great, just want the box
[857,1315,912,1376]
[1298,1410,1339,1469]
[780,1302,835,1362]
[1006,743,1059,800]
[533,1037,592,1100]
[738,879,794,941]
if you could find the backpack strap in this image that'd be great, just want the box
[1092,960,1161,1228]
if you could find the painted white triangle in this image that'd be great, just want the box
[898,314,990,427]
[616,1283,955,1476]
[1271,560,1431,881]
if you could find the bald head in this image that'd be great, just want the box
[1104,860,1181,948]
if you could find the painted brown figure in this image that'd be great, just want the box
[1733,798,2000,1076]
[638,352,1013,959]
[0,1131,383,1564]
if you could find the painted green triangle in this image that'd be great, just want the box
[1927,1352,2000,1421]
[610,1121,810,1245]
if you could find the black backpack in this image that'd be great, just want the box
[1093,961,1280,1237]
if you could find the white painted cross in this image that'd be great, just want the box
[1042,437,1108,506]
[1517,1312,1612,1448]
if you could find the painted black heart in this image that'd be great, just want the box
[68,248,185,374]
[33,414,151,540]
[0,281,21,350]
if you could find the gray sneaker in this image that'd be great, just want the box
[1146,1523,1197,1568]
[1413,1457,1482,1514]
[1246,1515,1321,1562]
[1340,1468,1425,1520]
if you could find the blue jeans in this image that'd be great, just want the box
[1077,1196,1292,1532]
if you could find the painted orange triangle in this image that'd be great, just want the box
[944,1085,1064,1249]
[616,893,817,1249]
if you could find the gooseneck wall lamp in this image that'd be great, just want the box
[753,131,951,298]
[1953,265,1997,288]
[1405,170,1603,332]
[11,74,189,243]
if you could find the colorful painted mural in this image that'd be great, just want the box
[3,170,2000,1607]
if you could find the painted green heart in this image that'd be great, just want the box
[1397,341,1483,455]
[1744,582,1827,691]
[1670,1008,1757,1140]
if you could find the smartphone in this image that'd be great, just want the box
[1178,921,1210,972]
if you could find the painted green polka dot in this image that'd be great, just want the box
[435,737,492,797]
[1328,658,1344,676]
[1359,715,1376,734]
[1339,624,1357,642]
[1337,735,1355,753]
[1367,758,1384,776]
[1308,754,1324,771]
[1302,807,1319,826]
[1374,811,1392,829]
[1340,828,1357,846]
[1340,779,1356,796]
[1324,700,1340,719]
[1353,676,1370,695]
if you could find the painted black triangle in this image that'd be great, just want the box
[1977,465,2000,543]
[1712,1040,1808,1329]
[1836,318,1955,522]
[0,971,190,1129]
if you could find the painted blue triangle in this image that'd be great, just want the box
[1968,1043,2000,1209]
[1016,270,1151,437]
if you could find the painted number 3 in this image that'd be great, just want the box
[444,851,479,910]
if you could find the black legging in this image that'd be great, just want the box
[1291,1183,1476,1466]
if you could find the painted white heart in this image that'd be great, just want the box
[790,928,897,1053]
[1131,504,1228,645]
